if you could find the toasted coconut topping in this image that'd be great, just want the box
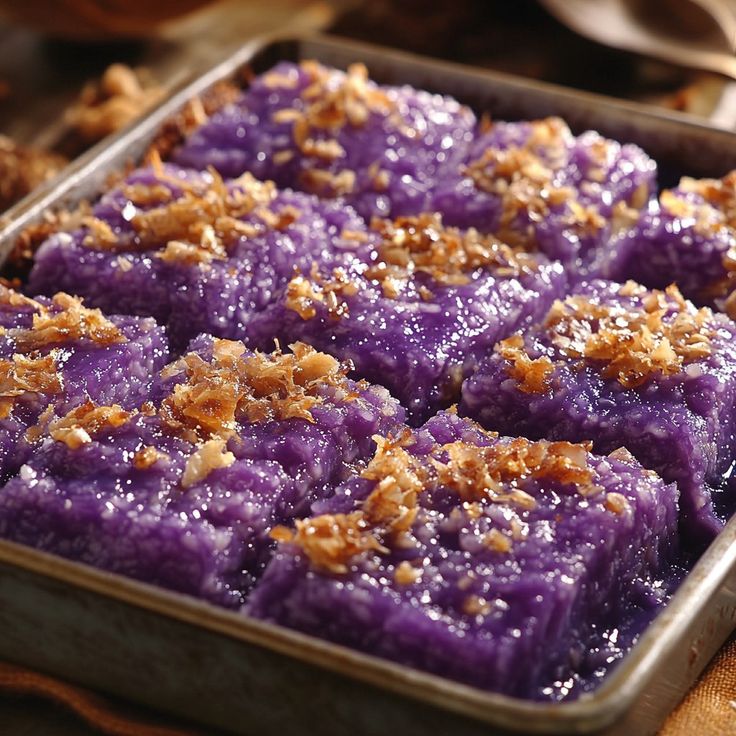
[394,560,421,585]
[543,285,712,388]
[362,213,537,296]
[0,286,44,312]
[604,492,630,515]
[0,352,62,419]
[360,433,425,533]
[463,118,611,248]
[274,426,598,573]
[432,437,598,504]
[133,445,166,470]
[160,340,350,440]
[82,167,278,263]
[285,266,359,320]
[181,437,235,489]
[299,168,356,197]
[483,528,513,553]
[271,512,387,574]
[12,293,126,350]
[496,335,554,394]
[271,61,398,173]
[678,173,736,229]
[49,402,131,449]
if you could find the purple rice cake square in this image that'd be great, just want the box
[0,337,405,604]
[173,60,476,221]
[0,406,294,606]
[460,280,736,542]
[28,159,367,350]
[248,213,566,424]
[0,286,167,480]
[151,336,406,521]
[246,410,678,698]
[612,172,736,315]
[431,117,656,277]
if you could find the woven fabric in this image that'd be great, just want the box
[660,635,736,735]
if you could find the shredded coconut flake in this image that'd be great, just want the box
[49,402,131,449]
[543,285,712,388]
[13,293,126,350]
[181,437,235,489]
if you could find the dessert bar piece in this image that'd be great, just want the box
[0,412,288,606]
[0,286,167,480]
[173,61,476,221]
[246,410,678,697]
[432,117,656,276]
[153,335,406,520]
[27,160,366,350]
[0,339,405,605]
[613,173,736,315]
[460,280,736,541]
[249,213,566,423]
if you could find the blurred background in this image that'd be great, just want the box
[2,0,736,211]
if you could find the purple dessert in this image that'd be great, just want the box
[613,173,736,315]
[432,117,656,276]
[0,286,167,480]
[0,338,405,604]
[27,160,366,350]
[152,335,406,519]
[249,213,566,423]
[246,410,678,697]
[460,280,736,542]
[173,61,476,220]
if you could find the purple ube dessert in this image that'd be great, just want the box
[432,117,657,276]
[0,285,167,480]
[249,213,566,423]
[246,410,678,697]
[173,60,476,221]
[153,335,406,519]
[27,159,367,350]
[612,172,736,315]
[0,338,405,605]
[460,280,736,542]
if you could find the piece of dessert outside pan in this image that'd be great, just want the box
[431,116,657,278]
[0,339,405,605]
[248,212,566,425]
[0,285,167,482]
[460,279,736,543]
[173,60,477,222]
[26,157,367,351]
[246,410,679,699]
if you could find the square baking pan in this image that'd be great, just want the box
[0,34,735,736]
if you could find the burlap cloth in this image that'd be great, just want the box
[1,636,734,735]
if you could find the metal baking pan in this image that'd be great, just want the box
[1,34,736,736]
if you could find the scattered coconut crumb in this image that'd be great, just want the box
[49,401,131,450]
[0,135,68,212]
[496,334,554,394]
[65,63,164,144]
[270,512,387,574]
[181,437,235,489]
